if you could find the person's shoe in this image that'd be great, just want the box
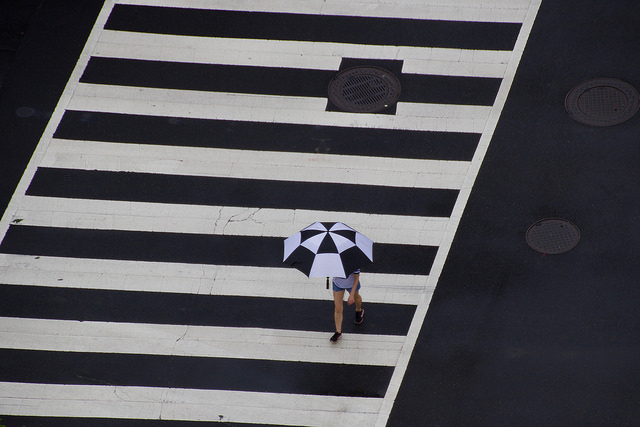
[354,309,364,325]
[330,332,342,343]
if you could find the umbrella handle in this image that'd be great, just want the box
[326,277,329,290]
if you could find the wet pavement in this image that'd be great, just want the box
[1,0,639,426]
[390,1,640,425]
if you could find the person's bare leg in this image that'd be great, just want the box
[333,290,345,333]
[352,290,364,325]
[353,291,362,312]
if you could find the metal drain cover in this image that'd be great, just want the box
[328,66,401,113]
[526,219,580,254]
[565,78,639,126]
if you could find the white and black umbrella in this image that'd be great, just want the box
[283,222,373,288]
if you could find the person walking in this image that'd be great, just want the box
[330,269,364,342]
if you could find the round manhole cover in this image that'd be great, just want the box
[565,78,639,126]
[16,107,36,118]
[526,219,580,254]
[328,67,401,113]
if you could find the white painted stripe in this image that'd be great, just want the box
[116,0,530,23]
[95,30,510,77]
[0,317,404,366]
[14,197,450,246]
[68,83,492,133]
[42,139,469,189]
[402,59,507,78]
[0,255,432,305]
[398,102,493,119]
[0,382,381,425]
[375,0,544,424]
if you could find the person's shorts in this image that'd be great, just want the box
[333,282,361,293]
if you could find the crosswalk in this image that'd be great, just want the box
[0,0,541,425]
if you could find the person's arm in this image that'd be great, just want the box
[347,273,360,305]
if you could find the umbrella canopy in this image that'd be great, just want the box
[283,222,373,278]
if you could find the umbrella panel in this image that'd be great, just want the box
[317,234,339,254]
[285,245,317,277]
[331,229,356,242]
[309,253,347,278]
[339,245,374,275]
[300,228,324,242]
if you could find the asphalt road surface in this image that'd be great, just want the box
[0,0,638,426]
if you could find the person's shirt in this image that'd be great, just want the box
[332,269,361,289]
